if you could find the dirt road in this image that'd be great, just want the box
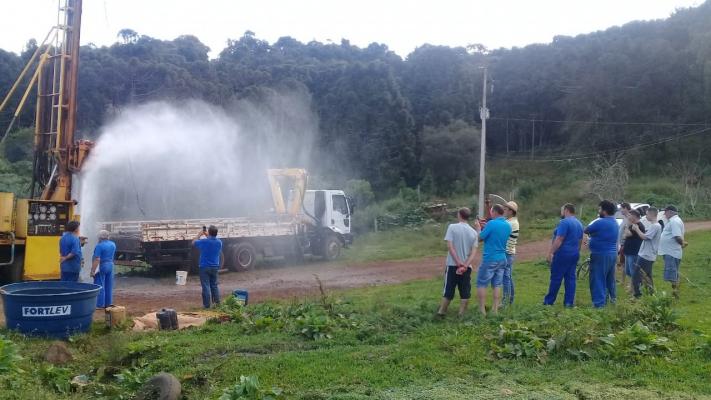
[107,220,711,315]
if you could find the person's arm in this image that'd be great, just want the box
[447,241,464,267]
[547,236,564,263]
[91,257,99,277]
[631,223,652,240]
[671,220,684,246]
[463,242,478,270]
[191,230,205,245]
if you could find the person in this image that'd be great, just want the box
[658,205,686,299]
[91,230,117,309]
[631,208,662,298]
[617,202,632,287]
[476,204,511,315]
[59,220,82,282]
[502,201,520,306]
[193,225,223,308]
[622,210,646,292]
[544,204,584,307]
[584,200,619,308]
[437,208,478,317]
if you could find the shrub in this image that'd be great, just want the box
[489,322,548,362]
[598,322,672,362]
[220,375,285,400]
[0,335,23,374]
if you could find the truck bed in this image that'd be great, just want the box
[101,216,298,242]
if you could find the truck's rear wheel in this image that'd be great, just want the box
[229,243,257,271]
[322,235,342,261]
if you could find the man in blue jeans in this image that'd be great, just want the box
[476,204,511,316]
[193,225,222,308]
[544,204,584,307]
[584,200,619,308]
[59,220,82,282]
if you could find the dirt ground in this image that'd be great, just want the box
[2,221,711,321]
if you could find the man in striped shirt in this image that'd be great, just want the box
[502,201,520,306]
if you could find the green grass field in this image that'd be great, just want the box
[1,231,711,399]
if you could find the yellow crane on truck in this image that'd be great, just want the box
[0,0,91,283]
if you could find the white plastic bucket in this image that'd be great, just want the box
[175,271,188,286]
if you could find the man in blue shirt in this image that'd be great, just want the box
[476,204,512,316]
[544,204,584,307]
[193,225,223,308]
[584,200,619,308]
[59,221,82,282]
[91,230,117,308]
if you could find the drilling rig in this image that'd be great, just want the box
[0,0,91,282]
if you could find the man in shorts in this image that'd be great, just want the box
[476,204,511,316]
[437,208,478,317]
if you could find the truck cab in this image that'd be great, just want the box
[303,190,354,246]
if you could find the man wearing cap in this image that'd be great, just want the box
[91,230,117,309]
[502,201,520,306]
[630,207,662,298]
[658,205,686,298]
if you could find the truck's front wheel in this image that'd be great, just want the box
[322,235,342,261]
[229,243,257,271]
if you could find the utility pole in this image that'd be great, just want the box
[477,67,489,219]
[530,118,535,160]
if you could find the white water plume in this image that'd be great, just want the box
[75,89,318,279]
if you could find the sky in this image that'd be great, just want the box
[1,0,704,58]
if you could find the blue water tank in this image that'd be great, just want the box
[1,281,101,338]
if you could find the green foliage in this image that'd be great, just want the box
[599,322,672,362]
[39,365,72,394]
[344,179,375,208]
[489,322,548,362]
[0,335,23,374]
[295,312,335,341]
[219,375,285,400]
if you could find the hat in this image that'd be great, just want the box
[504,201,519,213]
[663,205,678,212]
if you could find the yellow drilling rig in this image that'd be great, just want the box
[0,0,92,282]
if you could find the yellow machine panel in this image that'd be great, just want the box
[24,236,61,280]
[0,192,13,232]
[15,199,29,238]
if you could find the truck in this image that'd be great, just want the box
[100,168,354,273]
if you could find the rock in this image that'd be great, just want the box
[44,341,73,365]
[501,388,514,396]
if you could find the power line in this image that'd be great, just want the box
[489,127,711,163]
[489,116,709,128]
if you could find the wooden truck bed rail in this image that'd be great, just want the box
[101,216,298,242]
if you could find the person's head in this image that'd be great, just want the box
[561,203,576,218]
[491,204,505,217]
[98,230,110,241]
[598,200,616,217]
[503,201,518,218]
[65,220,80,235]
[457,207,471,222]
[208,225,218,237]
[628,209,641,223]
[620,202,632,216]
[664,205,678,220]
[646,207,658,223]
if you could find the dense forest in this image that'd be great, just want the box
[1,1,710,197]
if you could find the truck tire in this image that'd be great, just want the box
[134,372,181,400]
[229,243,257,271]
[322,235,342,261]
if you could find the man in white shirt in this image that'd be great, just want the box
[630,208,662,298]
[658,205,686,299]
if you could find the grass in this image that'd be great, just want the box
[1,231,711,399]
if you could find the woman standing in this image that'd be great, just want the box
[91,230,117,309]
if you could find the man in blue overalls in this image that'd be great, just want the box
[91,230,117,309]
[544,204,584,307]
[59,221,82,282]
[193,225,223,308]
[584,200,619,308]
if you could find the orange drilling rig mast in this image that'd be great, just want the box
[0,0,92,282]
